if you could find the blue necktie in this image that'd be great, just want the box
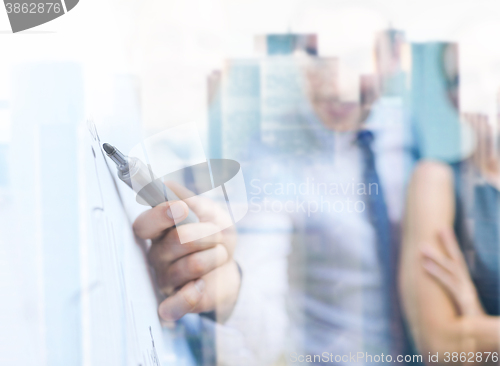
[357,130,398,353]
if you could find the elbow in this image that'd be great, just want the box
[419,337,461,361]
[413,319,475,365]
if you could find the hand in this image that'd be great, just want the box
[133,181,240,323]
[421,227,485,317]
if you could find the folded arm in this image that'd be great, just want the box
[399,161,500,363]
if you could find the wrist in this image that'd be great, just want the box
[460,286,486,318]
[215,260,242,323]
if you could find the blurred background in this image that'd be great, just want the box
[1,0,500,365]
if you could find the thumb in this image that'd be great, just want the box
[158,279,205,321]
[133,200,189,240]
[165,180,219,221]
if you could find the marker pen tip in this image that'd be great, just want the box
[103,143,115,154]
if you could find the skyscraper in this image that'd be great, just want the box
[255,34,318,56]
[207,70,223,159]
[411,42,468,162]
[9,62,84,366]
[220,59,261,160]
[374,29,407,96]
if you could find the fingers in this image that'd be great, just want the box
[164,180,196,200]
[171,222,222,246]
[438,227,463,263]
[157,260,242,322]
[157,244,229,295]
[148,227,224,267]
[420,244,458,297]
[158,279,205,321]
[421,255,458,299]
[421,245,455,275]
[421,245,485,317]
[165,181,226,223]
[133,201,189,240]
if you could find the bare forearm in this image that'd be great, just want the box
[400,162,457,356]
[401,161,500,363]
[418,316,500,364]
[461,315,500,354]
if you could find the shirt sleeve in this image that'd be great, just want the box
[205,210,292,366]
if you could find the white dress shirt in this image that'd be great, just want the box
[214,97,415,366]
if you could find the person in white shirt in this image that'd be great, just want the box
[132,52,416,365]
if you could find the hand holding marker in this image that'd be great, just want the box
[103,143,199,226]
[104,142,241,322]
